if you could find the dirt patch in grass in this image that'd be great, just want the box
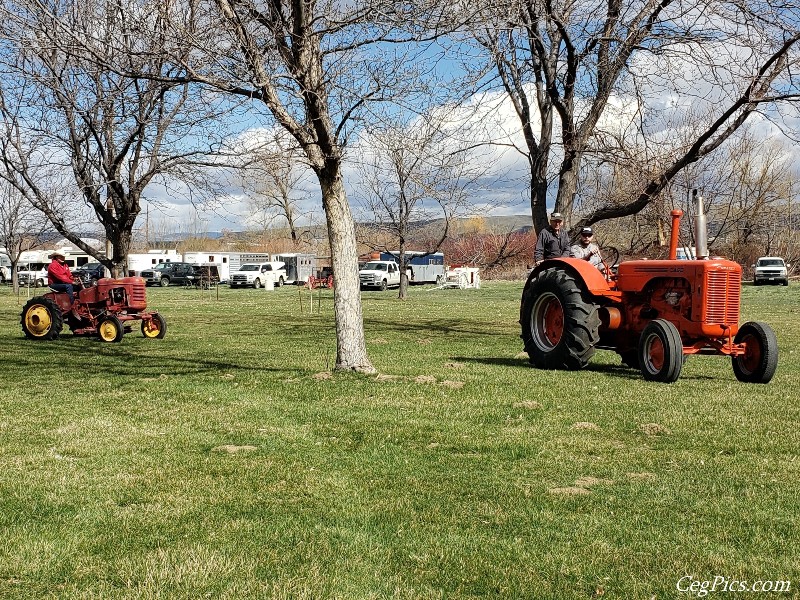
[312,372,333,381]
[417,338,432,345]
[444,362,464,369]
[375,374,400,382]
[574,476,613,488]
[212,445,258,454]
[548,486,591,496]
[440,380,464,389]
[414,375,437,384]
[639,423,671,436]
[627,472,657,481]
[370,337,389,344]
[514,400,542,410]
[572,422,601,431]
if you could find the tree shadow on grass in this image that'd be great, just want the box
[450,355,717,381]
[1,333,279,379]
[364,317,508,337]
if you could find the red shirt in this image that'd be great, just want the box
[47,259,73,285]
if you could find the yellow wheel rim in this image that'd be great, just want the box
[142,320,161,338]
[99,320,119,342]
[24,305,53,337]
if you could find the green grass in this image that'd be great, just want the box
[1,281,798,599]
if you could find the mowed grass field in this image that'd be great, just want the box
[0,280,798,599]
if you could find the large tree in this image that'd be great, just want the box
[0,0,230,275]
[468,0,800,234]
[143,0,454,371]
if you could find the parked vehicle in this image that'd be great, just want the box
[359,260,403,291]
[375,251,445,284]
[273,253,316,284]
[73,262,107,285]
[752,256,789,286]
[17,263,49,287]
[140,262,197,287]
[229,262,287,288]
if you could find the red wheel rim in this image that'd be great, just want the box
[647,335,664,371]
[541,297,563,347]
[739,333,761,374]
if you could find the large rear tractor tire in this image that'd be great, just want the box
[21,297,63,340]
[98,315,124,343]
[520,268,600,370]
[732,321,778,384]
[638,319,683,383]
[142,313,167,339]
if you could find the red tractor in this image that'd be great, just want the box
[520,199,778,383]
[21,276,166,343]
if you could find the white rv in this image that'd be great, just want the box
[126,250,181,276]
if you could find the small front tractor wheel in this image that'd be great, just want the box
[142,313,167,339]
[638,319,683,383]
[732,321,778,384]
[21,297,63,340]
[520,268,600,370]
[98,315,124,343]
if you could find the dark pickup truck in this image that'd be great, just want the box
[140,262,197,287]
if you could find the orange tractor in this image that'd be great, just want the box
[520,197,778,383]
[21,276,166,343]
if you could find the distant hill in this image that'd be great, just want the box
[151,215,535,244]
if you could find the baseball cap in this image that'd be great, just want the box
[549,212,564,222]
[580,227,593,236]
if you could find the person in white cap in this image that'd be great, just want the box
[571,226,603,270]
[534,212,571,265]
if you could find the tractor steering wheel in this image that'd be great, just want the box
[597,246,620,279]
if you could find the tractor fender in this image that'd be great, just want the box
[524,258,615,299]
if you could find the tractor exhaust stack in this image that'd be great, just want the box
[693,190,709,260]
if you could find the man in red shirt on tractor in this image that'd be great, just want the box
[47,252,76,303]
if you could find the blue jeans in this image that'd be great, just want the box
[50,283,74,304]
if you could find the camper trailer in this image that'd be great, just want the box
[126,250,181,276]
[272,253,316,284]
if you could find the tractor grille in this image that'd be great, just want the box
[128,281,148,310]
[704,269,740,325]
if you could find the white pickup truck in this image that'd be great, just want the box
[359,260,405,291]
[229,261,287,288]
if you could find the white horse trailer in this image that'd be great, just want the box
[273,253,316,284]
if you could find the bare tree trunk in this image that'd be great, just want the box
[319,168,374,373]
